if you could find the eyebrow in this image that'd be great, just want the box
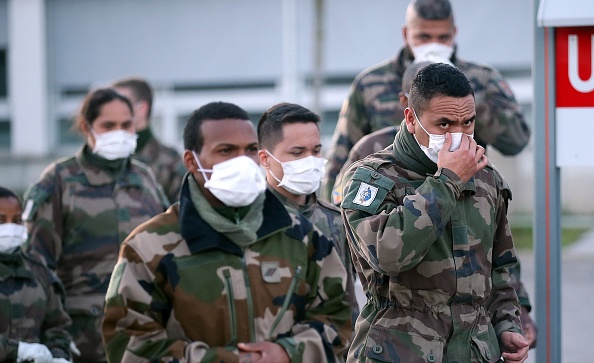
[435,116,476,124]
[289,144,322,150]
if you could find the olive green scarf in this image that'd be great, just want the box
[188,176,264,248]
[392,120,438,175]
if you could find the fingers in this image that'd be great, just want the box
[238,342,262,352]
[502,345,529,362]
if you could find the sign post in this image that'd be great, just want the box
[535,1,594,362]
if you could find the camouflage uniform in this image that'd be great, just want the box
[322,47,531,200]
[133,129,185,203]
[330,124,533,314]
[23,145,169,363]
[341,122,522,362]
[102,177,351,363]
[267,186,360,327]
[0,250,72,361]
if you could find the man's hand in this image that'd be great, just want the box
[500,331,529,363]
[520,306,538,349]
[438,133,488,183]
[238,342,289,363]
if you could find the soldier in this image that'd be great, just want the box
[341,63,528,362]
[23,88,169,363]
[113,77,186,203]
[332,60,538,348]
[101,101,351,363]
[0,186,73,363]
[322,0,531,201]
[256,102,360,327]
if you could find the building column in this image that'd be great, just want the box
[8,0,49,156]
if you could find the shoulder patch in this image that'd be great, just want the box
[341,167,395,214]
[22,183,53,221]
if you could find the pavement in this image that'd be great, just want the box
[353,228,594,362]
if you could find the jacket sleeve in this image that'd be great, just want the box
[24,167,64,270]
[102,241,240,363]
[275,227,352,363]
[321,81,369,201]
[474,69,531,156]
[341,166,464,276]
[486,189,523,337]
[42,271,73,359]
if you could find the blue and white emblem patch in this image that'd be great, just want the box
[353,182,378,207]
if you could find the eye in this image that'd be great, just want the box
[246,146,259,154]
[439,122,450,129]
[291,151,303,156]
[463,119,474,127]
[219,148,232,154]
[313,149,322,156]
[14,217,23,224]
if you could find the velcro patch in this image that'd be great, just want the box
[341,167,395,214]
[261,261,281,283]
[352,183,378,207]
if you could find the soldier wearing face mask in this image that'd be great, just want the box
[341,63,529,363]
[23,88,169,363]
[257,102,360,332]
[322,0,531,202]
[0,186,74,363]
[102,101,352,363]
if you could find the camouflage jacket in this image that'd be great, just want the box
[341,125,521,363]
[322,46,531,200]
[267,186,360,326]
[23,145,169,362]
[133,131,185,203]
[102,179,351,363]
[331,125,533,314]
[0,250,72,361]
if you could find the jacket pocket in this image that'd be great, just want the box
[470,327,501,362]
[362,325,444,363]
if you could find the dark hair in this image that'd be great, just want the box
[257,102,320,150]
[76,88,133,131]
[402,61,433,94]
[0,186,21,207]
[113,77,153,118]
[183,101,249,152]
[412,0,453,21]
[409,62,474,115]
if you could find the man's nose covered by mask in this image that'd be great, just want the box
[192,153,266,207]
[265,151,327,196]
[410,42,455,66]
[413,109,473,163]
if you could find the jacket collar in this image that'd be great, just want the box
[179,175,293,255]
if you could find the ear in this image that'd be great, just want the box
[136,100,150,118]
[398,92,408,108]
[258,149,270,168]
[404,107,416,134]
[183,150,198,173]
[402,26,408,45]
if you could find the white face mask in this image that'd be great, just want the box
[410,42,455,66]
[193,153,266,207]
[91,128,137,160]
[266,151,327,196]
[413,109,473,163]
[0,223,27,253]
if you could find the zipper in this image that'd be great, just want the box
[240,255,256,341]
[268,265,302,340]
[223,269,237,346]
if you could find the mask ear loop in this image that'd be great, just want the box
[264,150,285,186]
[191,151,213,183]
[412,109,431,136]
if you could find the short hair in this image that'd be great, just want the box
[402,61,433,94]
[113,77,154,118]
[76,88,133,131]
[257,102,320,151]
[0,186,21,207]
[409,63,474,115]
[183,101,250,152]
[411,0,453,21]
